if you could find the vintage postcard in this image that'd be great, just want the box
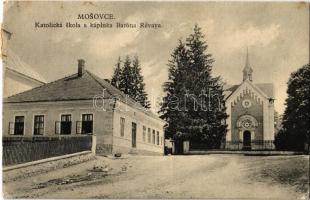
[1,1,309,199]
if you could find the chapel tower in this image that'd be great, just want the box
[243,48,253,82]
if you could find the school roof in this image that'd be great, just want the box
[4,70,162,121]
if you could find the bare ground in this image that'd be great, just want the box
[3,154,309,199]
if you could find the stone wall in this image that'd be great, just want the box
[3,151,94,182]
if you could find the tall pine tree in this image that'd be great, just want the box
[132,56,151,109]
[160,25,227,149]
[111,57,122,88]
[111,55,151,109]
[160,40,191,139]
[185,25,227,148]
[119,56,134,97]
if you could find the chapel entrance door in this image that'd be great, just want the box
[243,130,251,150]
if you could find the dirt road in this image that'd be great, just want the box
[3,155,309,199]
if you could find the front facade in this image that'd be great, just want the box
[224,51,275,150]
[3,60,165,155]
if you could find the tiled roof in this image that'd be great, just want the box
[87,72,161,118]
[255,83,274,99]
[223,82,274,100]
[4,70,162,121]
[4,71,104,102]
[223,84,240,99]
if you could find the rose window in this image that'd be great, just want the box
[237,115,258,130]
[242,120,252,128]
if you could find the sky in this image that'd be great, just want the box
[3,1,309,114]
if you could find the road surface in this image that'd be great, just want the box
[3,154,309,199]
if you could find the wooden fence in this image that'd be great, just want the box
[3,135,92,166]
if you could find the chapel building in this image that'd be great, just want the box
[224,50,275,150]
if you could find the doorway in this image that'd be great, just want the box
[243,130,251,150]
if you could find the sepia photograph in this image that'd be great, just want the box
[1,1,309,199]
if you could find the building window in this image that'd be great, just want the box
[143,126,146,142]
[82,114,93,134]
[120,117,125,137]
[60,114,72,135]
[14,116,24,135]
[132,122,137,148]
[152,130,155,144]
[156,131,159,145]
[34,115,44,135]
[147,128,151,143]
[160,136,163,146]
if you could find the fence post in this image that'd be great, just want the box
[183,140,190,154]
[92,134,97,155]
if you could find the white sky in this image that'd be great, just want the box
[3,1,309,114]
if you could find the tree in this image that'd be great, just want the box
[132,56,151,109]
[111,57,122,88]
[160,25,227,149]
[118,56,134,96]
[275,64,310,151]
[111,55,151,109]
[159,40,191,139]
[184,25,227,148]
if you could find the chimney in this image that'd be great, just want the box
[78,59,85,77]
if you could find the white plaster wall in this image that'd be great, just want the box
[112,100,165,154]
[225,101,232,142]
[267,103,275,140]
[2,100,113,146]
[4,71,44,97]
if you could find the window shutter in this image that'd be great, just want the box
[76,121,82,134]
[55,121,61,134]
[9,122,14,135]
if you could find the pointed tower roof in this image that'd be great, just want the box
[243,47,253,82]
